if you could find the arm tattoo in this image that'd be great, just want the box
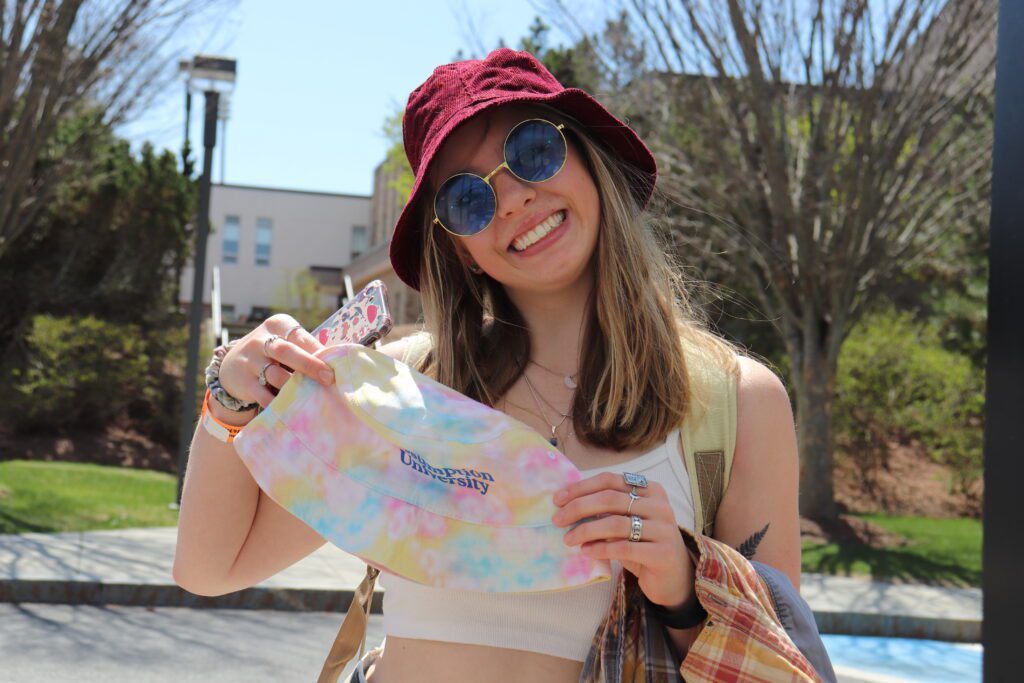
[737,523,770,560]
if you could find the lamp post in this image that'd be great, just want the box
[175,55,237,506]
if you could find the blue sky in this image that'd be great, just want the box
[118,0,570,196]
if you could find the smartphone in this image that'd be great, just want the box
[310,280,394,348]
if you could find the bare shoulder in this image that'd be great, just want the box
[736,354,787,397]
[376,330,432,362]
[377,337,411,361]
[735,356,794,439]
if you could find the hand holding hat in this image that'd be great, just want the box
[233,343,611,593]
[552,471,697,612]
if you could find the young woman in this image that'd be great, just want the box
[173,49,801,683]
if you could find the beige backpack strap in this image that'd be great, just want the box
[677,343,738,538]
[317,565,380,683]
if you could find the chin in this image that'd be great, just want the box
[509,261,594,295]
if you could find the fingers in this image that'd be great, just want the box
[261,363,292,390]
[264,334,335,387]
[249,382,278,410]
[554,471,669,506]
[554,472,629,505]
[552,489,656,528]
[563,515,673,547]
[283,323,326,355]
[580,539,660,564]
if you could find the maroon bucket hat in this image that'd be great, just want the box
[388,48,658,291]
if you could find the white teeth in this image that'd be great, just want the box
[512,211,565,252]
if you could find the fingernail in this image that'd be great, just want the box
[319,369,335,385]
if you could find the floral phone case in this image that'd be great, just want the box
[310,280,393,348]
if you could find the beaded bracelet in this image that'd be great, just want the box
[645,595,708,630]
[205,339,260,413]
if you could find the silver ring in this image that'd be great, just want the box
[264,334,281,358]
[258,361,275,387]
[623,472,648,489]
[626,490,639,516]
[629,515,643,543]
[284,324,303,342]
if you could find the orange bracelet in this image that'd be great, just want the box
[200,389,253,443]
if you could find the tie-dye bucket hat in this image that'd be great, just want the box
[232,343,610,593]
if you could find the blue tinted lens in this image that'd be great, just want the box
[505,120,566,182]
[434,174,496,236]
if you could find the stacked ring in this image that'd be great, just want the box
[627,490,639,516]
[623,471,648,498]
[264,334,281,357]
[258,362,275,387]
[629,515,643,542]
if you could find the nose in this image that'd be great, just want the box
[492,170,535,220]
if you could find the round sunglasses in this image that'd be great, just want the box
[432,118,567,237]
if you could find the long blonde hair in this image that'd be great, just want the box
[413,109,740,452]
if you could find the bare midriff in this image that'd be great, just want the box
[367,636,584,683]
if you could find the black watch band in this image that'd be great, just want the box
[645,595,708,630]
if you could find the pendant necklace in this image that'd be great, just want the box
[529,358,578,389]
[522,371,571,448]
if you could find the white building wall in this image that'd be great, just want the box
[179,184,371,320]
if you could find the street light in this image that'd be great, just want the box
[175,55,237,506]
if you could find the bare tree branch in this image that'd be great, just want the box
[549,0,995,517]
[0,0,234,260]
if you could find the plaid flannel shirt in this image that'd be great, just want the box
[579,528,822,683]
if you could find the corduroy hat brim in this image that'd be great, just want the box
[233,343,611,593]
[389,49,658,291]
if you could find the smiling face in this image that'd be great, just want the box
[427,104,602,294]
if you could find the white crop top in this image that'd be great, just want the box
[379,427,695,662]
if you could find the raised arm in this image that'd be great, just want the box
[172,317,412,596]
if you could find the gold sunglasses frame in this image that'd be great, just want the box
[431,118,568,237]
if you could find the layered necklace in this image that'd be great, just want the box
[522,371,572,448]
[530,358,579,389]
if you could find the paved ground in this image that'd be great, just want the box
[0,605,979,683]
[0,526,982,640]
[0,603,384,682]
[0,526,984,682]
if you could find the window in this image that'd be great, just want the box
[222,216,240,264]
[255,218,272,266]
[351,225,369,259]
[250,305,273,321]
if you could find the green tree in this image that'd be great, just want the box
[835,308,984,501]
[0,111,196,373]
[0,0,231,263]
[382,109,414,205]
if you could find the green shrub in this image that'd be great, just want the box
[4,315,153,433]
[835,307,985,495]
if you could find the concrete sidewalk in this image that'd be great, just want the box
[0,527,981,642]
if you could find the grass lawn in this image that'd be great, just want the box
[0,460,178,534]
[0,461,983,588]
[802,514,982,587]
